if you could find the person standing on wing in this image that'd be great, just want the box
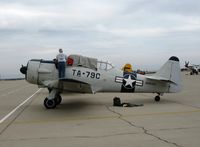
[56,48,67,79]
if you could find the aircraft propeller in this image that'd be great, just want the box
[20,65,27,75]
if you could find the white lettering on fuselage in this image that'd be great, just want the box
[72,69,101,79]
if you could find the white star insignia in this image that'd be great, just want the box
[124,75,136,87]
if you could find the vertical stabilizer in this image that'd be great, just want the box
[154,56,182,92]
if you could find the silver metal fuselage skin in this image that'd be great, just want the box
[26,60,171,94]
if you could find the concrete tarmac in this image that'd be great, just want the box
[0,73,200,147]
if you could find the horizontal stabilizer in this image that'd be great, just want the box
[146,75,176,84]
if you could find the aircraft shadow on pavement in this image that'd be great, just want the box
[127,97,179,105]
[56,97,179,110]
[56,99,104,111]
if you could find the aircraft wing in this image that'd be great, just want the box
[60,79,94,93]
[41,79,94,93]
[42,80,59,88]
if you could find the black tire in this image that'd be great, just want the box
[44,98,56,109]
[155,96,160,102]
[55,94,62,105]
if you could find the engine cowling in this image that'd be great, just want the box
[26,59,41,84]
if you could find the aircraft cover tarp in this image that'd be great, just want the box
[68,55,97,70]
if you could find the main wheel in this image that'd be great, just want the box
[155,96,160,102]
[44,98,56,109]
[55,94,62,105]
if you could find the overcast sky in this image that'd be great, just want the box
[0,0,200,78]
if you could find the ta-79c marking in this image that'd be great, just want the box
[72,69,101,79]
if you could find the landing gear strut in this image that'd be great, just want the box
[55,94,62,105]
[43,89,62,109]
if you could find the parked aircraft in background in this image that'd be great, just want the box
[20,55,182,109]
[185,61,200,75]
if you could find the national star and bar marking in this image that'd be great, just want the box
[115,75,143,87]
[124,75,135,87]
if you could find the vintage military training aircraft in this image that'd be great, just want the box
[20,55,182,109]
[185,61,200,75]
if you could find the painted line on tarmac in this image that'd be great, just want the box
[0,88,42,124]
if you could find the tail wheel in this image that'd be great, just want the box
[55,94,62,105]
[44,98,56,109]
[155,96,160,102]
